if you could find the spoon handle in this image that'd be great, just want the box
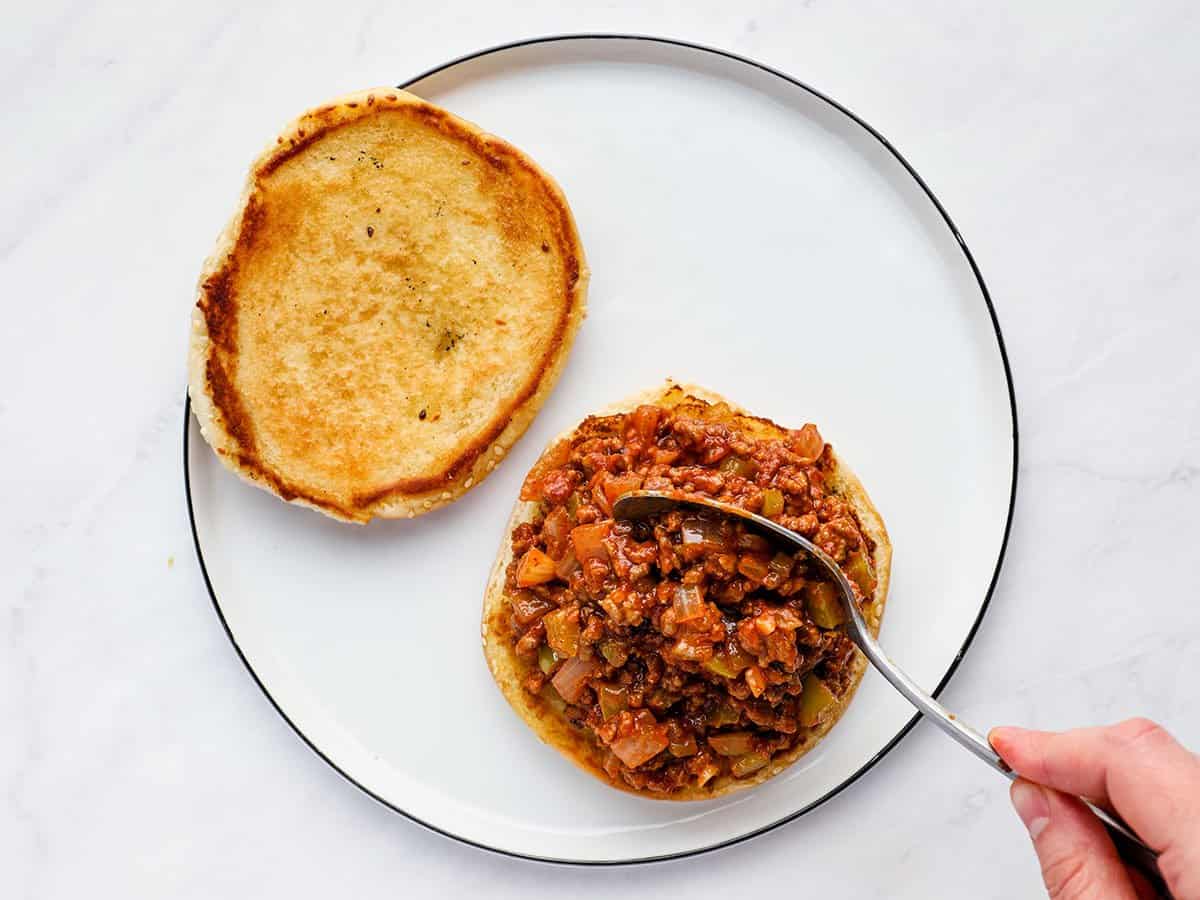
[847,622,1008,772]
[850,624,1169,895]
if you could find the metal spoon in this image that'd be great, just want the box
[613,491,1165,893]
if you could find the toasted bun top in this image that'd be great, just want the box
[482,382,891,800]
[189,89,588,522]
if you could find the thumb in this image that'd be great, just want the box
[1010,780,1147,899]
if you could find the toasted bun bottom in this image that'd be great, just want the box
[481,382,891,800]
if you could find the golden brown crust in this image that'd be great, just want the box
[189,88,588,522]
[481,382,892,800]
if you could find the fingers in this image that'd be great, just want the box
[1010,779,1142,899]
[1125,868,1161,900]
[990,719,1200,854]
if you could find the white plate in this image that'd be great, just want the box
[185,35,1017,864]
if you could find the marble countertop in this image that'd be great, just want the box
[5,1,1199,896]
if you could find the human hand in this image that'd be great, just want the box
[990,719,1200,899]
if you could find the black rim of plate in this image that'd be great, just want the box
[183,33,1020,867]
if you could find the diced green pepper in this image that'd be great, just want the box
[539,683,566,714]
[761,488,784,518]
[706,702,741,728]
[668,732,698,758]
[703,656,738,678]
[846,550,875,597]
[598,683,628,720]
[599,640,629,668]
[805,581,845,629]
[767,552,792,581]
[719,456,758,478]
[798,673,837,727]
[731,751,771,778]
[538,644,561,675]
[703,648,751,678]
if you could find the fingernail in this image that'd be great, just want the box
[1011,780,1050,840]
[987,727,1009,757]
[989,726,1026,758]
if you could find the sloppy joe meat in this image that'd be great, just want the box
[503,402,875,794]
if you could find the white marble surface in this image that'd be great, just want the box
[4,1,1199,896]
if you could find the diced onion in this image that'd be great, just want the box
[603,472,643,507]
[671,636,713,661]
[679,518,727,563]
[571,523,611,563]
[610,727,669,768]
[516,548,556,586]
[673,584,706,622]
[744,665,766,698]
[554,550,580,580]
[693,759,721,787]
[791,423,824,461]
[550,655,594,703]
[737,553,770,583]
[735,532,771,553]
[680,517,724,549]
